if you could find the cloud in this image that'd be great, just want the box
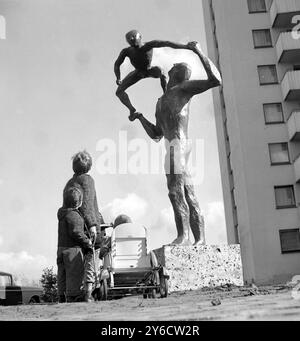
[0,250,54,283]
[160,206,174,226]
[102,193,148,223]
[150,201,227,249]
[148,206,177,250]
[204,201,227,245]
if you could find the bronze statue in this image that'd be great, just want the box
[114,30,196,121]
[131,42,222,245]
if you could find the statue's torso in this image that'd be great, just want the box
[127,46,153,71]
[156,89,191,143]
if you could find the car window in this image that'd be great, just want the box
[0,275,12,286]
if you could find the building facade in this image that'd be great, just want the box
[202,0,300,284]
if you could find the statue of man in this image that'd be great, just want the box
[130,42,222,245]
[114,30,197,121]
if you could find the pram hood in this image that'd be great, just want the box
[113,223,147,239]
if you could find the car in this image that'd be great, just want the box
[0,271,43,306]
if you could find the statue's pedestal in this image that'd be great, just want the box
[154,244,243,292]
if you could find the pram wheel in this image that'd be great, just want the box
[149,288,157,299]
[99,279,108,301]
[149,251,158,267]
[159,274,168,298]
[94,279,108,301]
[149,251,160,287]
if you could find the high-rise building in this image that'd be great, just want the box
[202,0,300,284]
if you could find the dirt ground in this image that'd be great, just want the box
[1,285,300,321]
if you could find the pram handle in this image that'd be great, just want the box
[100,223,114,230]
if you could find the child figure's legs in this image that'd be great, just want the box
[116,67,167,120]
[83,248,101,302]
[116,70,145,118]
[62,247,84,301]
[57,248,66,301]
[147,66,167,92]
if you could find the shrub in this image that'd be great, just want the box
[40,266,58,303]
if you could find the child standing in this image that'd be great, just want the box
[57,187,92,303]
[63,151,104,302]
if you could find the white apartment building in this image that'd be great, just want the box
[202,0,300,284]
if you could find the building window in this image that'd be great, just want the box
[252,29,272,48]
[258,65,278,85]
[269,143,290,165]
[263,103,284,124]
[274,186,296,209]
[247,0,266,13]
[279,229,300,253]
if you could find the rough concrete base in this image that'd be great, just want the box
[154,244,243,292]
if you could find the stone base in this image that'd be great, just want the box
[154,244,243,292]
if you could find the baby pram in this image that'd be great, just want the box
[93,222,169,300]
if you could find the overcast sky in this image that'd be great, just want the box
[0,0,226,282]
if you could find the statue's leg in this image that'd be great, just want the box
[166,173,191,246]
[115,70,144,119]
[148,66,167,93]
[184,172,205,245]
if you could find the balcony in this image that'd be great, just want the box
[276,32,300,64]
[270,0,300,28]
[287,111,300,141]
[281,71,300,101]
[294,154,300,183]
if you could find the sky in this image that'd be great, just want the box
[0,0,227,282]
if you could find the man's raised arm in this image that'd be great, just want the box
[143,40,191,51]
[180,42,222,95]
[114,49,127,84]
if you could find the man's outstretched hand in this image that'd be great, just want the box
[187,41,203,54]
[187,41,198,49]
